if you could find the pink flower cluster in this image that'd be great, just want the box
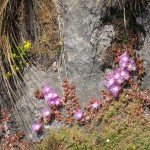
[32,85,61,132]
[74,99,102,123]
[32,108,53,133]
[43,85,61,107]
[104,52,136,97]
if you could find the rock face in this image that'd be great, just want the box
[137,3,150,89]
[61,0,115,102]
[13,0,150,140]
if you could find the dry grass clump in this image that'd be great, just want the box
[0,0,61,108]
[0,1,62,138]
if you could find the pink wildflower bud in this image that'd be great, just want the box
[74,110,84,120]
[42,108,52,118]
[32,122,42,132]
[104,74,115,88]
[110,83,121,97]
[126,59,136,72]
[113,68,125,84]
[42,85,51,94]
[119,61,129,70]
[44,92,53,101]
[54,98,61,107]
[91,101,101,111]
[120,52,130,63]
[52,90,59,99]
[48,100,55,107]
[44,91,59,101]
[120,69,130,80]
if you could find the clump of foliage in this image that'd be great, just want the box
[0,0,62,110]
[6,40,31,79]
[0,36,32,109]
[12,41,31,71]
[0,108,32,150]
[34,126,98,150]
[32,85,63,133]
[93,91,150,150]
[34,85,150,150]
[0,1,150,150]
[32,80,101,133]
[33,94,150,150]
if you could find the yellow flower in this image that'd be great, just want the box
[132,145,136,150]
[23,41,31,50]
[5,72,11,79]
[16,67,20,71]
[11,53,17,58]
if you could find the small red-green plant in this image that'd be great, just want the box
[0,108,31,150]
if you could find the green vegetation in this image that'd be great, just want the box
[99,94,150,150]
[34,126,99,150]
[12,41,31,71]
[34,92,150,150]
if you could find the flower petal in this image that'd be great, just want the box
[109,83,121,97]
[42,108,52,118]
[104,74,116,88]
[120,52,130,63]
[74,110,83,120]
[32,122,42,132]
[42,85,51,94]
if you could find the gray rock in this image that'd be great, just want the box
[137,3,150,89]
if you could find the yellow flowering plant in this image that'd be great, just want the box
[23,41,32,50]
[10,41,32,72]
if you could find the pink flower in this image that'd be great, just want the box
[109,83,121,97]
[104,74,115,88]
[113,68,125,84]
[126,59,136,72]
[74,110,84,120]
[44,91,58,101]
[48,100,55,107]
[120,52,130,63]
[51,90,59,99]
[42,85,51,94]
[54,98,61,107]
[42,108,52,118]
[120,69,130,80]
[119,61,129,70]
[32,122,42,132]
[91,101,101,111]
[44,92,53,101]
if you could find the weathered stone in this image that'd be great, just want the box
[137,3,150,89]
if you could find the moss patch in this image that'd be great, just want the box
[34,126,99,150]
